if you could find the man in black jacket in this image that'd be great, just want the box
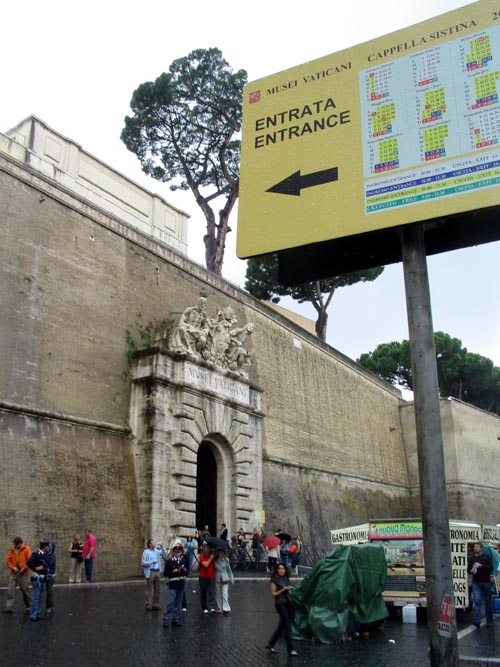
[468,541,493,628]
[26,541,52,622]
[163,544,189,628]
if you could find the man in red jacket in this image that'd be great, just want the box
[4,537,32,614]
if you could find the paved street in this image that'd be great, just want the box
[1,579,498,667]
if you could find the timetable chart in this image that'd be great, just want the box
[468,107,500,149]
[472,70,500,109]
[421,87,447,124]
[371,102,396,137]
[466,34,493,71]
[360,24,500,214]
[423,124,449,161]
[413,47,441,87]
[375,138,399,173]
[367,64,393,101]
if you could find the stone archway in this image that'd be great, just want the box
[129,349,263,544]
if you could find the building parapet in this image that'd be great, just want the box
[1,116,189,255]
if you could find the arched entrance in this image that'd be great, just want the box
[196,442,217,534]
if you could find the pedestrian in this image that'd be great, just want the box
[3,536,32,614]
[26,541,51,621]
[198,542,216,614]
[82,528,97,582]
[468,541,493,628]
[265,562,298,656]
[280,538,290,570]
[219,523,228,542]
[68,535,84,584]
[214,548,234,615]
[169,533,182,552]
[237,528,247,567]
[141,538,166,611]
[163,543,189,628]
[44,541,56,614]
[186,534,198,573]
[289,538,300,575]
[267,543,279,573]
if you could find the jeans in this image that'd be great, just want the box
[30,578,46,620]
[199,577,216,611]
[84,558,94,582]
[472,580,493,625]
[46,577,55,610]
[163,584,184,625]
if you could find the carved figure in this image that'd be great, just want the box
[167,298,254,377]
[168,297,208,357]
[226,323,254,374]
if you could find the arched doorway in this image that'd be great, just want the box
[196,442,217,535]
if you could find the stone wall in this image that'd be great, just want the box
[401,398,500,522]
[5,148,495,580]
[263,461,412,554]
[0,404,142,583]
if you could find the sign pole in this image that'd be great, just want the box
[400,224,459,667]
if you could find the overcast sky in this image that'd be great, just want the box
[2,0,498,365]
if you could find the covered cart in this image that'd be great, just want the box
[292,543,388,644]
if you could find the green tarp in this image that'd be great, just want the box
[291,543,388,644]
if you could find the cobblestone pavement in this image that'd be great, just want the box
[1,579,498,667]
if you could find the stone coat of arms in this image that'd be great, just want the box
[167,298,254,379]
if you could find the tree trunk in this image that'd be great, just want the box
[202,188,238,276]
[315,309,328,341]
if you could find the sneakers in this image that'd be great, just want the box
[473,622,481,628]
[210,609,216,614]
[203,609,209,614]
[181,607,187,612]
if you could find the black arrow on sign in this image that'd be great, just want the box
[266,167,338,196]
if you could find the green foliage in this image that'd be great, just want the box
[125,315,173,366]
[357,332,500,415]
[357,341,411,388]
[121,48,247,275]
[245,253,384,341]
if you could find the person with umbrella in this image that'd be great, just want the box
[214,547,234,615]
[263,535,280,573]
[198,542,217,614]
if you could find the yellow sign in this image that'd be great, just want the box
[237,0,500,258]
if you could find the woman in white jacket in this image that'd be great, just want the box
[214,548,234,615]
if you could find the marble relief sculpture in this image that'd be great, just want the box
[167,298,254,378]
